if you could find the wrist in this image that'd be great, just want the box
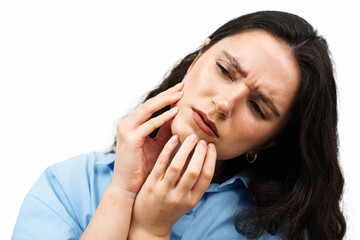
[104,184,137,203]
[128,227,170,240]
[110,173,143,197]
[81,185,137,240]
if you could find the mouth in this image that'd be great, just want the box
[192,107,219,138]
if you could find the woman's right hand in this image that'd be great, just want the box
[110,82,184,197]
[80,84,183,240]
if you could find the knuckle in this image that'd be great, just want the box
[156,157,166,166]
[137,103,148,112]
[142,97,155,109]
[202,170,214,180]
[189,199,198,208]
[145,185,154,194]
[156,155,169,167]
[116,121,129,141]
[158,190,167,201]
[116,119,125,132]
[187,168,199,178]
[168,165,181,174]
[167,197,180,206]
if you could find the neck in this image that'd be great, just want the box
[211,160,227,184]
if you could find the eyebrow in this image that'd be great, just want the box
[222,50,280,118]
[223,50,248,78]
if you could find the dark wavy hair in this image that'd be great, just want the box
[109,11,346,240]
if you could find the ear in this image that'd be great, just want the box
[203,38,211,47]
[260,140,276,151]
[250,140,276,154]
[187,38,211,73]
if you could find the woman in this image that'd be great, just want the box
[12,11,346,240]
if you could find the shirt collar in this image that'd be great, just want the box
[205,171,252,193]
[101,153,116,167]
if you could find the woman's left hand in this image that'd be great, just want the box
[128,134,217,239]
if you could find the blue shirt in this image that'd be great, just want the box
[12,152,279,240]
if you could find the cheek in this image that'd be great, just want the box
[183,66,217,95]
[215,127,257,159]
[215,119,276,160]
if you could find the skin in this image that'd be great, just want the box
[171,29,300,160]
[82,30,300,240]
[129,30,301,239]
[81,83,186,240]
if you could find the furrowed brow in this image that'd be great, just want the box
[223,50,248,78]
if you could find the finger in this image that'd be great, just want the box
[136,107,179,141]
[149,135,179,181]
[192,143,217,199]
[163,134,198,187]
[131,82,183,127]
[178,139,208,191]
[153,119,172,147]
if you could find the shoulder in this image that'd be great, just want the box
[50,151,115,177]
[12,152,115,239]
[29,152,115,200]
[32,151,115,211]
[47,151,115,176]
[46,152,114,188]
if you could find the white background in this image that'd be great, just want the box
[1,1,359,239]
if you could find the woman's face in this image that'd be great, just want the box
[171,30,300,160]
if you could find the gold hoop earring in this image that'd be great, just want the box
[246,152,257,164]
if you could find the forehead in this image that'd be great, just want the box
[208,30,301,115]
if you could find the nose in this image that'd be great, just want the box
[213,98,232,118]
[212,87,247,118]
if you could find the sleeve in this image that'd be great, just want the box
[12,164,85,240]
[12,194,81,240]
[12,152,114,240]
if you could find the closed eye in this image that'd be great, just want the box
[216,61,232,80]
[250,101,266,120]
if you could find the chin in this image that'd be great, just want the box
[170,119,194,144]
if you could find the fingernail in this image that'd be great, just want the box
[173,91,183,97]
[170,107,179,112]
[209,143,215,150]
[199,139,206,146]
[171,135,178,143]
[189,134,197,143]
[174,82,184,89]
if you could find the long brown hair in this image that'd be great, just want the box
[109,11,346,239]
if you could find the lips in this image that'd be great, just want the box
[192,108,219,138]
